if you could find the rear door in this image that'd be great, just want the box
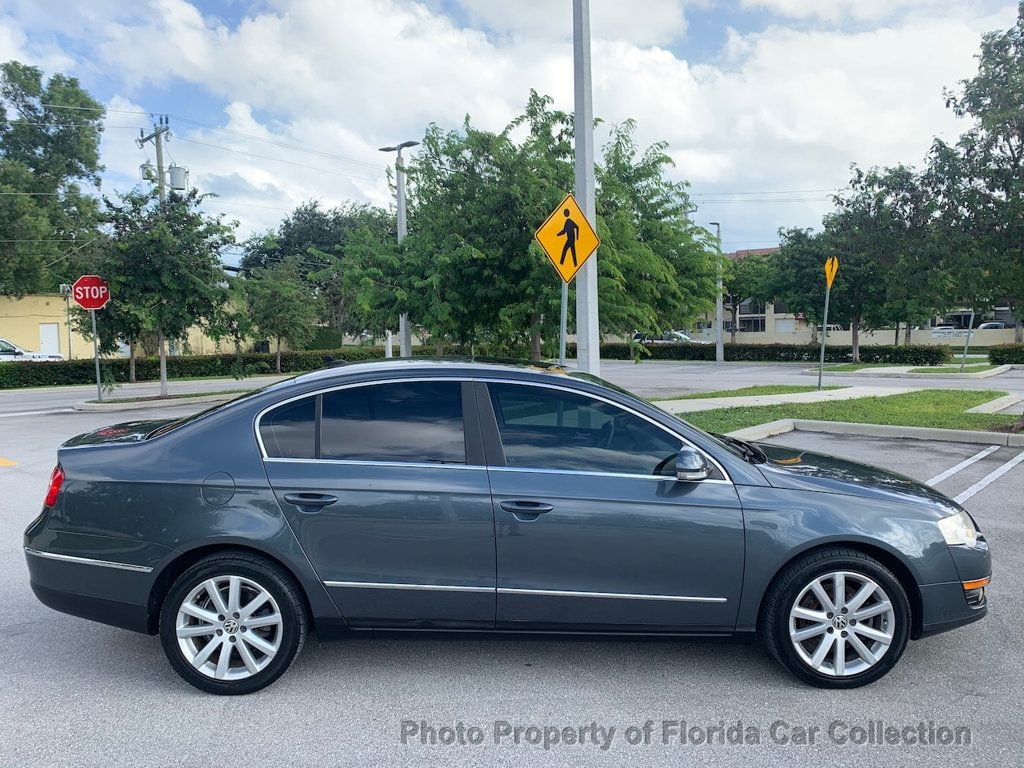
[479,380,744,632]
[260,379,496,629]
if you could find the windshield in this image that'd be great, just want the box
[0,340,17,353]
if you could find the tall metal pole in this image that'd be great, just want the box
[559,282,568,366]
[91,309,102,402]
[960,309,975,372]
[817,284,831,390]
[573,0,600,376]
[396,146,411,357]
[711,221,724,363]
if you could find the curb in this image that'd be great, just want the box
[727,418,1024,447]
[73,393,239,412]
[804,365,1011,379]
[966,393,1023,414]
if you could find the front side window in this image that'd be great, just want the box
[488,383,681,475]
[321,381,465,464]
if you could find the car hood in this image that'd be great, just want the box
[755,442,958,512]
[63,419,176,447]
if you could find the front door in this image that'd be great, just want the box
[481,381,744,632]
[39,323,60,357]
[261,379,495,629]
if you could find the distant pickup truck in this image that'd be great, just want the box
[0,338,64,362]
[632,331,712,345]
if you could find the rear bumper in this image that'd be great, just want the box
[25,547,155,634]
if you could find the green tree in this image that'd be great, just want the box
[102,189,235,395]
[723,252,772,343]
[0,61,105,295]
[243,259,323,372]
[932,4,1024,340]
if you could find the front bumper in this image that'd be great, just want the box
[915,536,990,640]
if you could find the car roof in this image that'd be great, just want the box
[288,357,574,387]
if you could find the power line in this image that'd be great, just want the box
[692,188,843,196]
[174,136,380,182]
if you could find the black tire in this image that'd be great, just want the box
[159,552,307,695]
[761,547,910,689]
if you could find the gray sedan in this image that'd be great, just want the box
[24,360,990,694]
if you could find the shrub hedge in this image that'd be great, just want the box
[989,344,1024,365]
[568,342,952,365]
[0,342,954,389]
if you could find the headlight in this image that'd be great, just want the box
[938,510,978,547]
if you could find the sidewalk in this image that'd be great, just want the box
[657,385,915,413]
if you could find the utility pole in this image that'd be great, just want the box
[380,140,420,357]
[138,117,171,395]
[709,221,724,363]
[573,0,600,376]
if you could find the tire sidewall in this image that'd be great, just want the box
[159,558,302,695]
[772,556,910,689]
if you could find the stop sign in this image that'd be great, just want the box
[71,275,110,310]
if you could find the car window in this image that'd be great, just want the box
[0,340,16,353]
[488,383,681,475]
[321,381,465,464]
[259,396,316,459]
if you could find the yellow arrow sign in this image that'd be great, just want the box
[825,256,839,289]
[534,193,600,283]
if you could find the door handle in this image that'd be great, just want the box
[283,492,338,512]
[499,500,554,518]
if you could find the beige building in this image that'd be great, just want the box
[0,294,228,360]
[693,249,1020,347]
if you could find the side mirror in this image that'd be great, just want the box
[676,446,711,482]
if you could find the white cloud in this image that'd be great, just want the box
[4,0,1021,251]
[740,0,966,23]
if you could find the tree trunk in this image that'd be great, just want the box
[435,339,444,356]
[894,321,900,346]
[158,329,168,397]
[275,336,282,374]
[904,323,913,345]
[851,316,861,363]
[1016,317,1023,343]
[128,341,136,383]
[529,313,542,362]
[730,303,738,344]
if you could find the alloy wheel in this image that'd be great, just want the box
[788,570,895,677]
[175,575,283,681]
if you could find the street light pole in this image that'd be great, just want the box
[380,140,420,357]
[709,221,724,363]
[573,0,600,376]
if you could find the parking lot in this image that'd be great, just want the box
[1,405,1021,768]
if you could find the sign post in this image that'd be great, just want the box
[71,275,111,402]
[818,257,839,390]
[534,193,601,366]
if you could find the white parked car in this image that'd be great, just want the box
[0,338,64,362]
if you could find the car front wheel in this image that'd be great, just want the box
[159,553,307,695]
[762,547,910,688]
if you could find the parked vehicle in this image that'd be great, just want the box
[0,338,64,362]
[25,360,990,694]
[633,330,712,345]
[977,322,1007,330]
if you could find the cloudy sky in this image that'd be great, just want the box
[1,0,1017,259]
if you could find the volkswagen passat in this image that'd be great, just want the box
[24,360,990,694]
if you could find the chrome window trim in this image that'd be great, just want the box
[253,373,731,484]
[480,377,732,484]
[264,457,485,470]
[320,579,727,604]
[323,580,493,593]
[254,376,469,462]
[497,587,727,604]
[24,547,153,574]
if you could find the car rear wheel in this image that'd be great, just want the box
[159,553,306,695]
[762,548,910,688]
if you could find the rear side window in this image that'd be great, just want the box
[321,381,465,464]
[260,397,316,459]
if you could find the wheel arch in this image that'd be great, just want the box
[755,540,924,640]
[146,543,316,635]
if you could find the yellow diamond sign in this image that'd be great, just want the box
[825,256,839,289]
[534,193,600,283]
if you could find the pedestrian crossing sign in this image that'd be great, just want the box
[534,193,600,283]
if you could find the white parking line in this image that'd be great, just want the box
[954,450,1024,505]
[926,445,1001,486]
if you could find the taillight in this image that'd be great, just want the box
[44,465,64,507]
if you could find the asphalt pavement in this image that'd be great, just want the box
[0,378,1022,767]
